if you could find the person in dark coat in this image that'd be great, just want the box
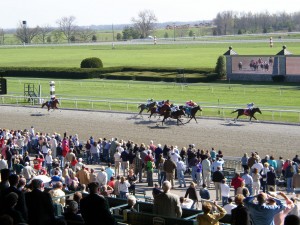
[25,179,56,225]
[1,174,28,222]
[63,200,84,225]
[1,192,26,225]
[80,182,116,225]
[231,194,251,225]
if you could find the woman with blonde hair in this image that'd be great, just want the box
[252,168,261,195]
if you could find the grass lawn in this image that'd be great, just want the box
[1,42,300,68]
[4,77,300,123]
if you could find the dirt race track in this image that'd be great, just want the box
[0,105,299,159]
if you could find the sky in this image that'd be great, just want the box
[0,0,298,29]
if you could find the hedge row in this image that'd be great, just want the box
[0,67,217,83]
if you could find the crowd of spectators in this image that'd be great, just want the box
[0,127,300,225]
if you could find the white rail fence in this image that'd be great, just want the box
[1,95,300,122]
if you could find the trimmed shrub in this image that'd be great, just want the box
[272,75,285,82]
[80,57,103,68]
[215,55,226,79]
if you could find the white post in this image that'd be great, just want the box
[49,81,55,99]
[38,85,42,104]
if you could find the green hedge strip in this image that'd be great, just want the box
[0,67,217,83]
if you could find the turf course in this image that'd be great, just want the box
[4,78,300,123]
[1,42,300,68]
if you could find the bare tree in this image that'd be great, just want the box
[38,25,53,44]
[77,27,96,42]
[214,11,235,35]
[0,28,4,44]
[56,16,77,43]
[15,22,40,44]
[131,10,157,38]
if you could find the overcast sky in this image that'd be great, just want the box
[1,0,298,29]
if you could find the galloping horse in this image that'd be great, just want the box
[41,99,59,111]
[186,105,202,123]
[138,101,156,115]
[149,104,169,119]
[231,107,262,122]
[162,108,185,126]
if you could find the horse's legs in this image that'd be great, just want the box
[178,118,184,125]
[252,115,258,121]
[193,116,198,123]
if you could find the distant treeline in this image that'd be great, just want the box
[214,11,300,35]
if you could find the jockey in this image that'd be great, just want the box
[164,100,171,107]
[245,102,254,115]
[156,100,165,112]
[49,96,56,106]
[186,100,197,107]
[170,104,179,112]
[146,98,154,107]
[247,102,254,110]
[185,100,197,114]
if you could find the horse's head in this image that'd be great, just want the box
[254,107,262,114]
[195,105,202,111]
[54,99,59,104]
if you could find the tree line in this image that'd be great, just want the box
[1,10,300,44]
[214,11,300,35]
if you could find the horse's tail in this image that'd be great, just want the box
[231,109,238,114]
[41,103,45,108]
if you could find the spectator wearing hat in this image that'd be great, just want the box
[75,157,84,172]
[96,166,107,187]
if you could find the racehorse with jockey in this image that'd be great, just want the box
[48,96,56,106]
[146,98,154,107]
[244,102,254,116]
[185,100,197,115]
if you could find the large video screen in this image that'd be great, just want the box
[286,57,300,75]
[232,56,275,74]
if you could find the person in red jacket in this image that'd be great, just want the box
[231,172,244,195]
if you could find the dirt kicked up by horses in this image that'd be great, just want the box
[231,107,262,122]
[41,99,59,111]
